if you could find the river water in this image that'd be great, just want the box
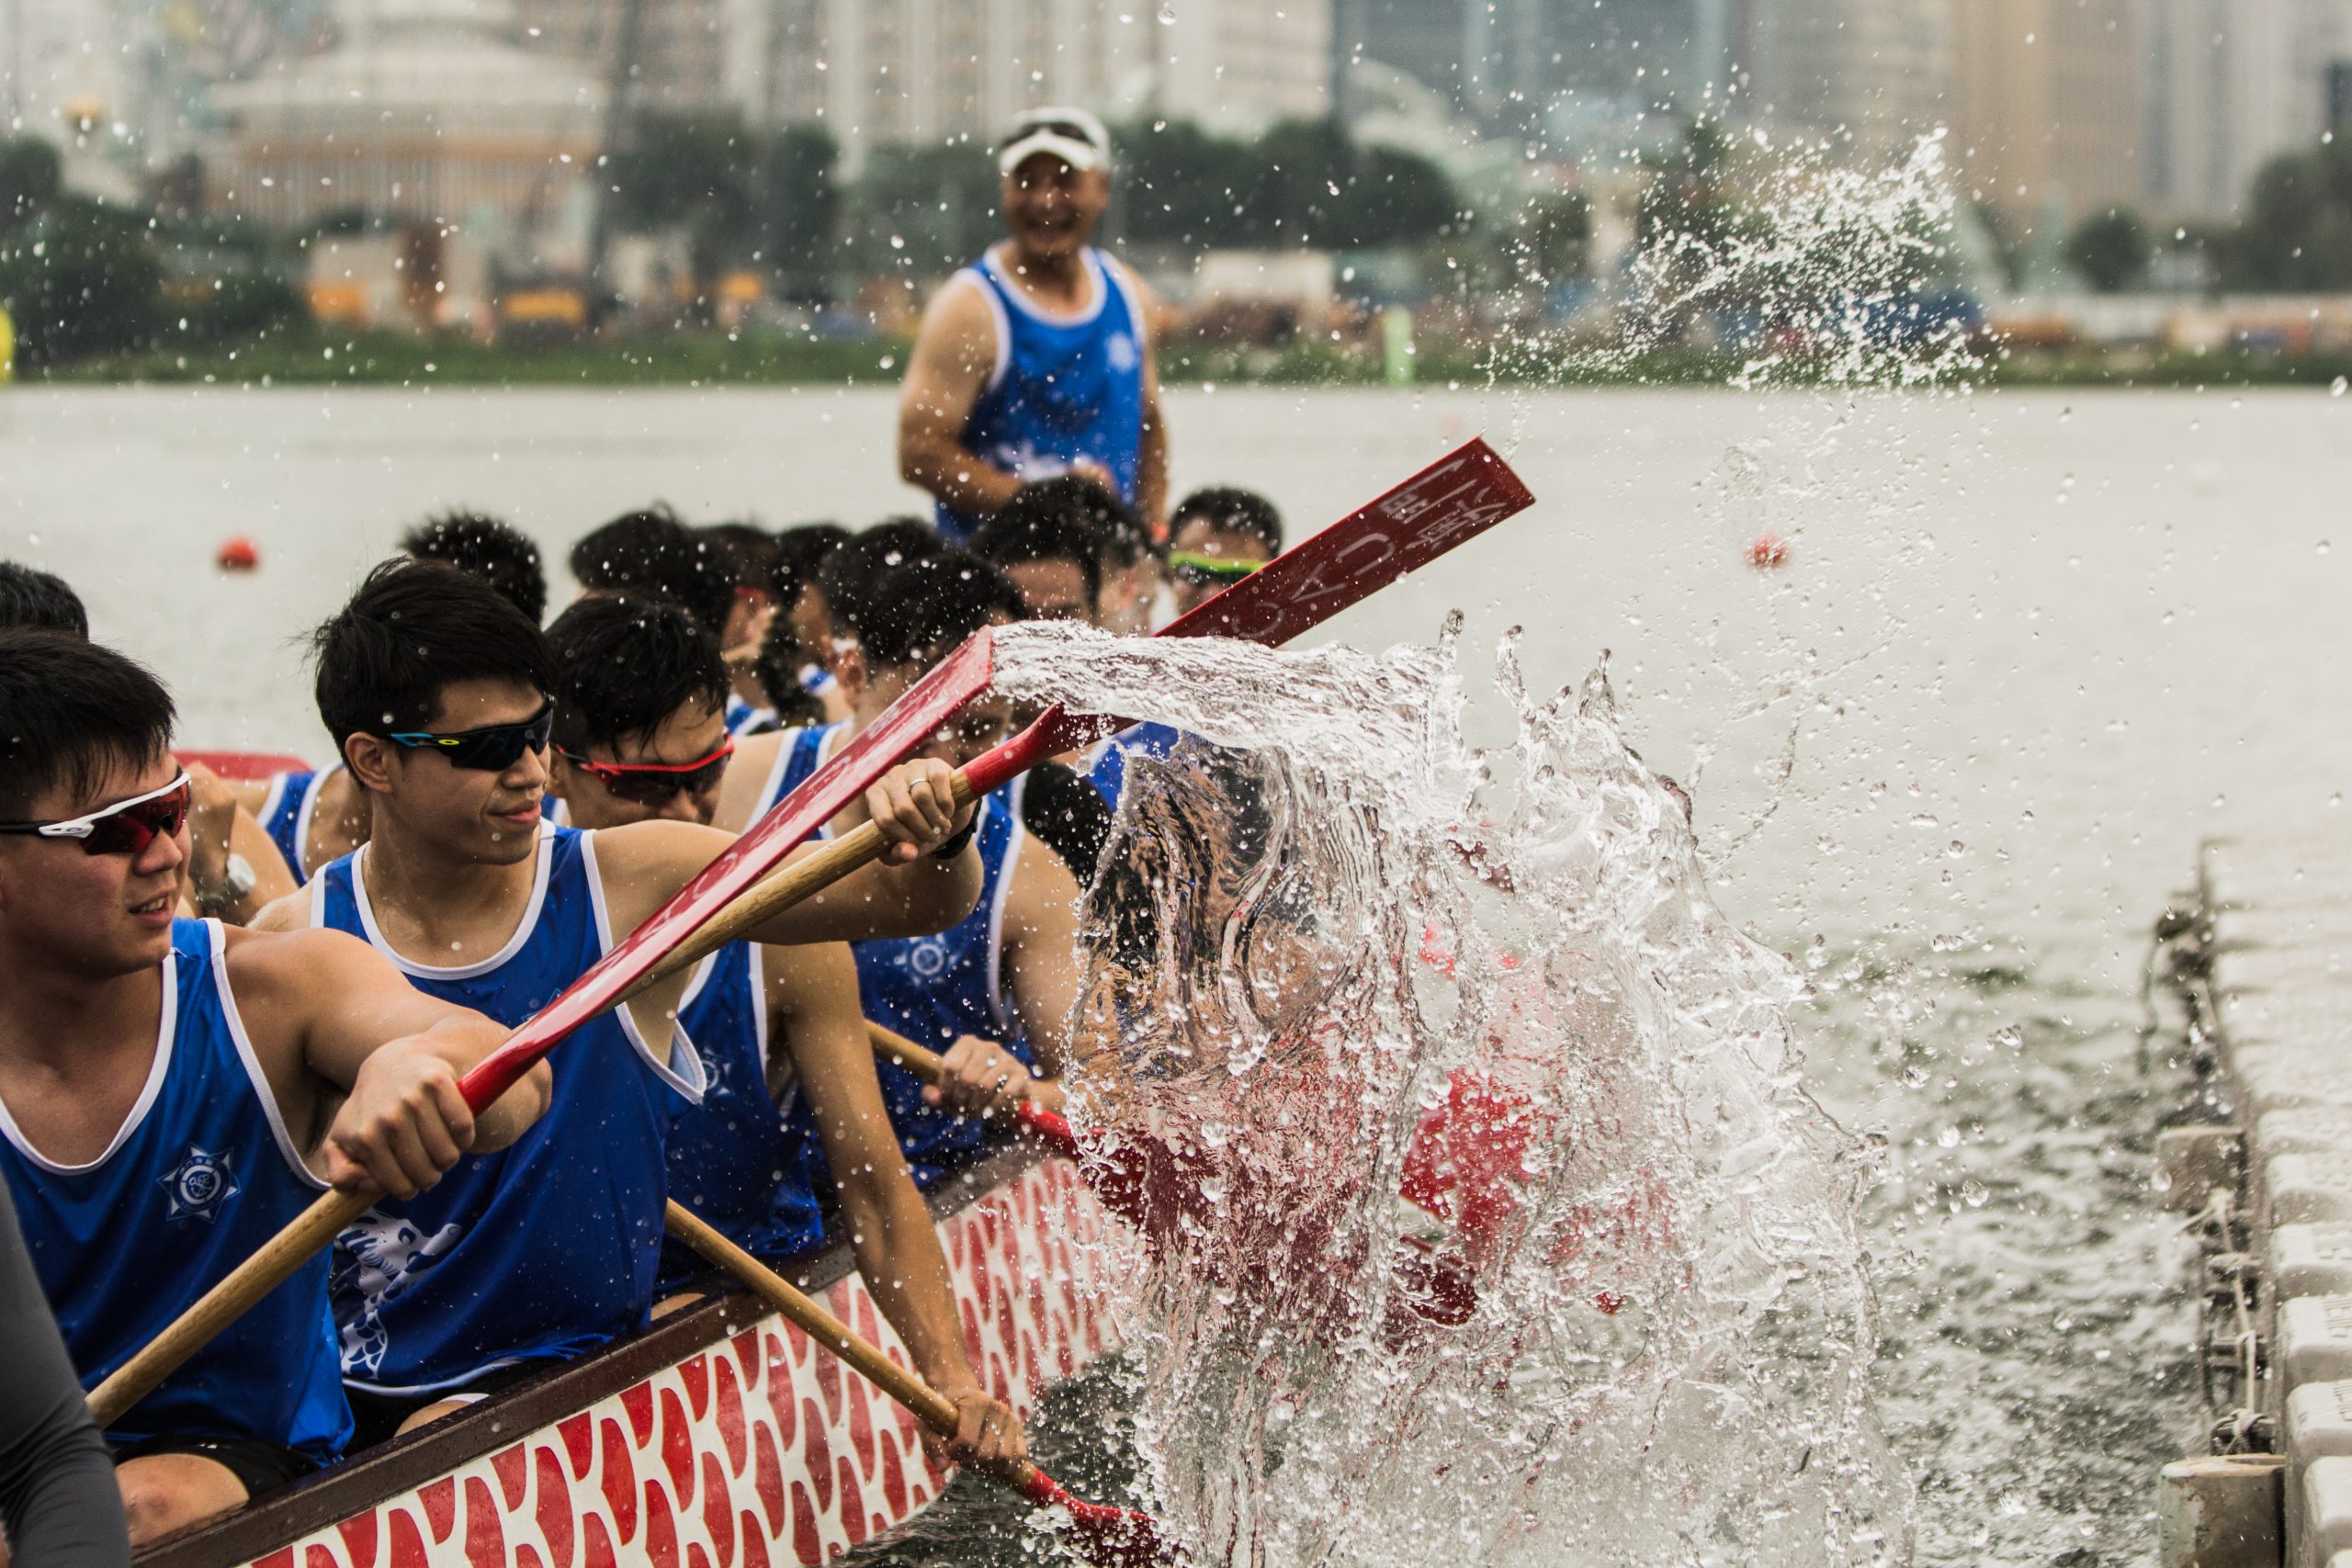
[6,381,2349,1564]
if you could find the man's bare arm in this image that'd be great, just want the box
[766,943,1024,1468]
[929,841,1081,1118]
[897,277,1024,520]
[222,927,549,1195]
[1130,274,1170,535]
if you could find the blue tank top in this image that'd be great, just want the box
[723,697,778,738]
[854,784,1035,1187]
[0,919,352,1460]
[311,823,706,1393]
[1085,721,1183,809]
[938,247,1148,543]
[656,942,823,1291]
[748,720,845,826]
[258,768,333,885]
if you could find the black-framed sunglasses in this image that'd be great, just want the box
[382,704,554,773]
[555,739,734,806]
[0,772,193,856]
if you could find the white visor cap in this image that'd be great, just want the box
[998,107,1112,175]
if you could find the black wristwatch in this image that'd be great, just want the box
[928,815,979,860]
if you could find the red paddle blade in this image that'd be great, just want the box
[963,438,1536,795]
[1012,1100,1082,1161]
[452,631,998,1111]
[1164,436,1532,645]
[1019,1467,1181,1566]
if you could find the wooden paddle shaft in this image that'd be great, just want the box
[662,1199,1053,1494]
[88,1187,374,1427]
[616,773,983,1008]
[88,784,985,1430]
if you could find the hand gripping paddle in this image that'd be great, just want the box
[665,1201,1172,1567]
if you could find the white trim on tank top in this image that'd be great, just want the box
[0,948,180,1174]
[753,722,843,830]
[204,919,331,1191]
[578,831,708,1105]
[980,244,1107,328]
[348,818,557,981]
[952,267,1015,394]
[290,766,338,880]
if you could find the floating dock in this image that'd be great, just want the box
[2166,829,2352,1567]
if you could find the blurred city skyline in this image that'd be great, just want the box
[1,0,2346,232]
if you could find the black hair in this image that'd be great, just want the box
[568,506,734,636]
[968,483,1106,607]
[311,558,560,753]
[1170,486,1284,557]
[0,561,89,638]
[861,548,1025,669]
[702,522,781,595]
[752,613,827,729]
[0,629,175,818]
[772,522,851,607]
[546,592,730,754]
[815,519,944,648]
[399,512,549,625]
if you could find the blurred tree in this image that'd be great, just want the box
[753,124,840,296]
[1114,119,1259,248]
[2216,141,2352,291]
[0,137,62,239]
[1516,191,1593,281]
[0,197,163,365]
[609,113,757,283]
[848,141,997,274]
[1114,117,1459,252]
[2065,207,2149,292]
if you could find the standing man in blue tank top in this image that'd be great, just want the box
[899,107,1169,547]
[0,629,548,1545]
[254,562,1023,1467]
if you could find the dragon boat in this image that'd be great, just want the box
[137,1146,1127,1568]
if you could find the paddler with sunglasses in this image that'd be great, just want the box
[251,562,1024,1469]
[0,628,553,1545]
[898,107,1168,546]
[1085,486,1283,809]
[536,597,1027,1455]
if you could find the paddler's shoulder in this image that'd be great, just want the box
[712,728,786,833]
[247,881,315,933]
[913,265,1001,365]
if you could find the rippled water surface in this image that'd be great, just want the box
[6,381,2349,1564]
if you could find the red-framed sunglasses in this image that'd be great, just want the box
[0,773,193,856]
[556,740,734,805]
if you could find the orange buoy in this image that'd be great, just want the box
[215,536,260,572]
[1747,533,1789,570]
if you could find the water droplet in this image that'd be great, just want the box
[1962,1179,1989,1208]
[1157,5,1175,20]
[2333,377,2348,397]
[1938,1125,1962,1148]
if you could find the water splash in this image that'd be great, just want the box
[991,620,1914,1566]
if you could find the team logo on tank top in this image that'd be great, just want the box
[906,936,952,979]
[159,1145,241,1224]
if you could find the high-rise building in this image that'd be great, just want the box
[1335,0,1731,139]
[0,0,131,141]
[743,0,1326,170]
[2140,0,2352,219]
[1733,0,1951,162]
[513,0,728,111]
[1948,0,2140,226]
